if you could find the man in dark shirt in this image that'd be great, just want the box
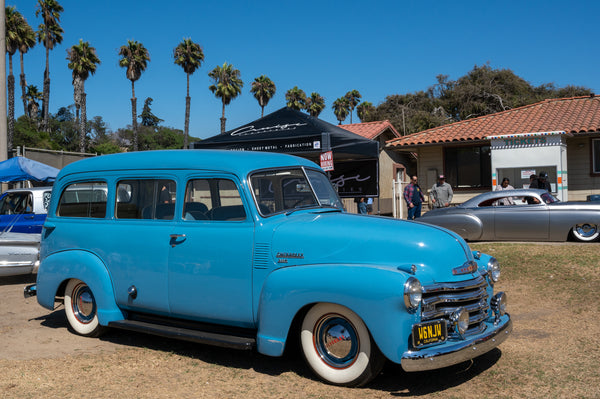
[530,171,552,192]
[403,176,424,220]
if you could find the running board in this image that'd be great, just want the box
[108,319,256,350]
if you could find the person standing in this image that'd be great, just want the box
[404,176,424,220]
[530,171,552,192]
[430,175,453,208]
[358,197,367,214]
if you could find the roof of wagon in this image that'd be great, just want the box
[57,150,320,179]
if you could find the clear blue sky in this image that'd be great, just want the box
[9,0,600,140]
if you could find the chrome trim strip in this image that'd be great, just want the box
[401,315,512,372]
[422,275,487,294]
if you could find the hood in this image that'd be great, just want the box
[269,211,476,284]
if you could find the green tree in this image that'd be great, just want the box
[173,38,204,148]
[118,40,150,151]
[5,6,22,152]
[67,39,101,152]
[250,75,276,117]
[356,101,374,122]
[208,62,243,134]
[139,97,163,127]
[25,84,42,122]
[344,89,361,124]
[36,0,64,132]
[332,97,350,124]
[16,12,36,118]
[306,92,325,117]
[285,86,307,111]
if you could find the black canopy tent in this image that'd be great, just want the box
[191,107,379,197]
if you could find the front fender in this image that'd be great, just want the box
[256,264,418,363]
[36,250,125,325]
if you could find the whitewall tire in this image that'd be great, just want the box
[64,279,105,337]
[300,303,385,387]
[571,224,600,242]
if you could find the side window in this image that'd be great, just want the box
[57,182,107,218]
[116,179,176,220]
[0,192,32,215]
[183,179,246,221]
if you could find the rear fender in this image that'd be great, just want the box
[36,250,124,325]
[256,264,418,364]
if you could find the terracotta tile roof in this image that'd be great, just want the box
[341,120,401,140]
[387,96,600,147]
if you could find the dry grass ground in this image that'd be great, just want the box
[1,243,599,398]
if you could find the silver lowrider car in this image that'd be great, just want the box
[420,189,600,242]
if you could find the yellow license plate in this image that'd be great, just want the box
[412,320,447,347]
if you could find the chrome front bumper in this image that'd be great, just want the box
[401,314,512,372]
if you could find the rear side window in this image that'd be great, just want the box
[116,179,176,220]
[183,179,246,221]
[57,182,107,218]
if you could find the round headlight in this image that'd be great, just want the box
[450,307,470,336]
[487,257,501,283]
[403,277,422,311]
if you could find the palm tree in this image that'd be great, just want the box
[173,38,204,149]
[356,101,375,122]
[17,14,36,118]
[5,6,22,151]
[67,39,101,153]
[208,62,243,134]
[345,90,362,124]
[285,86,307,111]
[306,92,325,118]
[25,84,43,123]
[36,0,64,132]
[332,97,350,125]
[118,40,150,151]
[250,75,276,117]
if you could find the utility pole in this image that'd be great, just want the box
[0,0,7,162]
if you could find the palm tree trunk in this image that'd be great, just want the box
[8,75,15,152]
[42,46,50,132]
[184,73,190,149]
[80,89,87,153]
[7,55,14,152]
[19,52,27,117]
[261,105,264,118]
[131,80,138,151]
[220,101,226,134]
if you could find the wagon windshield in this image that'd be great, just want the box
[250,168,343,216]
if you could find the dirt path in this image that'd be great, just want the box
[0,275,124,360]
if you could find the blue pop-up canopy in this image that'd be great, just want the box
[0,157,59,183]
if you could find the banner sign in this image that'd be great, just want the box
[320,151,334,171]
[329,159,378,198]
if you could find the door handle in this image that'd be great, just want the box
[169,233,186,247]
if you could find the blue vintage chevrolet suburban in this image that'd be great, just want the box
[27,150,511,387]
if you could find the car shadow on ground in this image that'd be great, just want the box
[32,307,503,393]
[0,274,36,286]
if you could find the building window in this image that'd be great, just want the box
[593,139,600,174]
[444,145,492,188]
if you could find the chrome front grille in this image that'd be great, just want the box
[421,275,490,336]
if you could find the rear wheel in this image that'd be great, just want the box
[300,303,385,387]
[571,224,599,242]
[64,279,106,337]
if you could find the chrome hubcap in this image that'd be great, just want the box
[575,224,598,238]
[72,283,96,324]
[314,314,359,368]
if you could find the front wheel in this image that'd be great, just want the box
[571,224,599,242]
[300,303,385,387]
[64,279,106,337]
